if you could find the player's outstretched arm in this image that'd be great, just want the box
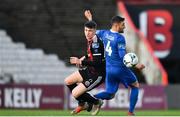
[84,10,92,21]
[135,63,145,71]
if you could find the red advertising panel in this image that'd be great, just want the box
[123,3,180,83]
[125,4,180,59]
[0,84,64,109]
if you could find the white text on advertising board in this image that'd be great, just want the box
[4,88,42,108]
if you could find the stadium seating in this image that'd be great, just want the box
[0,30,76,84]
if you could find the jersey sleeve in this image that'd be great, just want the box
[96,30,105,41]
[117,35,126,59]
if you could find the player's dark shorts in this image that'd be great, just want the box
[79,67,105,91]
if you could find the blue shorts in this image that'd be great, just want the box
[105,65,137,94]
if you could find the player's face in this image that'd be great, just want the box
[84,27,96,41]
[117,21,125,33]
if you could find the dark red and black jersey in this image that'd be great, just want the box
[81,35,105,75]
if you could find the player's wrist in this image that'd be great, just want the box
[79,59,82,65]
[76,58,81,65]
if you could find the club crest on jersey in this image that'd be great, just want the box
[85,81,90,87]
[92,43,99,48]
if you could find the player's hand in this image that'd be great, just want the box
[135,63,145,71]
[70,57,82,66]
[84,10,92,21]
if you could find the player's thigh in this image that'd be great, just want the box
[79,67,104,90]
[72,83,87,98]
[64,71,83,85]
[85,75,104,91]
[88,74,105,90]
[123,69,138,87]
[105,70,119,94]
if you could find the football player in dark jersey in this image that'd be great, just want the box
[64,21,105,115]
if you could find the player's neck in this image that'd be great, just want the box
[88,35,97,43]
[110,29,118,33]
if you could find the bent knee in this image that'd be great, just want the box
[72,90,80,98]
[64,77,72,85]
[131,82,139,88]
[106,93,115,100]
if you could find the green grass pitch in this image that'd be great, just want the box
[0,109,180,116]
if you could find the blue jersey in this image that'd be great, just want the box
[96,30,126,67]
[94,30,138,108]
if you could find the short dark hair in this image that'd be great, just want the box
[111,16,125,25]
[84,21,97,29]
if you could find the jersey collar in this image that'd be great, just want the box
[92,35,98,43]
[110,29,118,33]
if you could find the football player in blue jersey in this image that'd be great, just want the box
[84,10,145,116]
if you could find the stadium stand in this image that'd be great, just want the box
[0,30,76,84]
[0,0,116,61]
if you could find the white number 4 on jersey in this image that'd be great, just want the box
[105,41,112,56]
